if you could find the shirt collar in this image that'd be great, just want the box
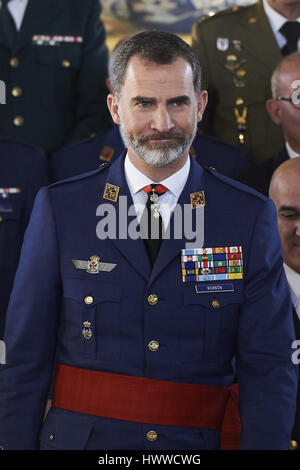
[124,152,190,198]
[263,0,300,32]
[284,263,300,305]
[285,141,300,159]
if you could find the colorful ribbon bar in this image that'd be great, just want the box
[181,246,243,283]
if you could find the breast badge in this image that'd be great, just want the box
[72,255,117,273]
[82,321,93,341]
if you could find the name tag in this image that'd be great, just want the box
[195,283,235,294]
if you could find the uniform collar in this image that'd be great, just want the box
[124,152,190,198]
[285,141,300,159]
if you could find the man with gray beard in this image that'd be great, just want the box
[0,31,297,450]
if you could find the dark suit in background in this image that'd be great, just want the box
[0,0,111,154]
[240,146,289,196]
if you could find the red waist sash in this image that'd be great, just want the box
[52,363,241,449]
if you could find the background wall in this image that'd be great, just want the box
[101,0,255,50]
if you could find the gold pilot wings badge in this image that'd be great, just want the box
[72,255,117,274]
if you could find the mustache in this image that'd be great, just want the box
[136,132,186,143]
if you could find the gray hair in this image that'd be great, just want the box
[110,30,202,98]
[271,51,300,98]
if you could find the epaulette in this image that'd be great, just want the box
[205,166,267,201]
[48,162,110,189]
[199,4,247,23]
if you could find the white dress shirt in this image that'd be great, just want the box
[1,0,28,31]
[286,141,300,159]
[263,0,300,50]
[284,263,300,320]
[124,153,190,229]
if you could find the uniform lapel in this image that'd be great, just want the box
[238,0,282,71]
[14,0,61,54]
[100,153,152,282]
[148,158,206,287]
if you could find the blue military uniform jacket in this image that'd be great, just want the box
[0,138,49,337]
[50,125,249,182]
[0,0,111,153]
[0,153,297,450]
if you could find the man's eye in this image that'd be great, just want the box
[137,101,151,108]
[170,100,185,107]
[280,212,298,219]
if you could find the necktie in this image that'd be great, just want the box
[140,183,168,265]
[280,21,300,56]
[0,0,17,48]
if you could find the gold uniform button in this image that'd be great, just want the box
[0,216,2,223]
[10,57,19,68]
[49,433,55,441]
[148,340,159,352]
[146,430,158,442]
[290,440,298,450]
[148,294,159,306]
[13,116,24,126]
[62,59,70,68]
[84,296,94,305]
[12,86,22,97]
[212,299,220,309]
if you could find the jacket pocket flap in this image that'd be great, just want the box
[63,277,121,304]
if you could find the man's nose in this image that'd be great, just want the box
[295,219,300,237]
[151,106,175,133]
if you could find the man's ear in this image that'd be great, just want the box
[107,93,121,125]
[197,90,208,123]
[266,98,282,126]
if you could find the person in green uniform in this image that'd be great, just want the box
[192,0,300,164]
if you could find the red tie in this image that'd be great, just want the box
[141,184,168,195]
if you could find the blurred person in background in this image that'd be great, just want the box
[0,0,111,154]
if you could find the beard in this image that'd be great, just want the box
[120,119,198,168]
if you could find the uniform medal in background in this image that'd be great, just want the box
[234,69,247,88]
[234,98,248,146]
[232,39,242,52]
[216,37,229,51]
[0,187,21,198]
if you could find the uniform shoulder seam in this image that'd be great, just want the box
[48,163,110,188]
[205,167,267,201]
